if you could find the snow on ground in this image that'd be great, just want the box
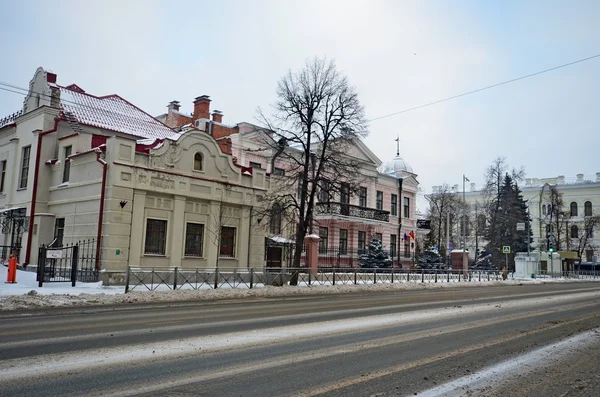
[417,327,600,397]
[1,264,598,311]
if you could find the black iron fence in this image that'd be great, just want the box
[0,245,20,263]
[124,266,510,292]
[37,239,99,287]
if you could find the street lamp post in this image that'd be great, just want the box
[462,175,469,276]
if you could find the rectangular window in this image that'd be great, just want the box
[390,234,397,257]
[404,241,411,258]
[374,232,382,242]
[376,191,383,210]
[339,229,348,255]
[0,160,6,193]
[145,219,167,255]
[586,249,594,262]
[184,223,204,257]
[319,180,330,203]
[249,161,262,169]
[319,227,329,253]
[359,187,367,207]
[391,194,398,216]
[62,146,72,183]
[53,218,65,247]
[341,183,350,204]
[220,227,236,257]
[297,177,304,200]
[404,197,410,218]
[273,167,285,176]
[19,146,31,189]
[358,231,366,253]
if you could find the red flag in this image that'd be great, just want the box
[409,231,415,240]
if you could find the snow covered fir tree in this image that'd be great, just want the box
[359,238,393,269]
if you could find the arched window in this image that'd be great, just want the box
[571,225,578,239]
[542,205,546,215]
[270,203,282,235]
[584,201,592,216]
[570,202,578,217]
[477,214,486,231]
[193,153,203,171]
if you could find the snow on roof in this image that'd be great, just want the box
[0,110,22,129]
[59,86,177,140]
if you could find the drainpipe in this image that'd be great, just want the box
[24,117,60,267]
[95,150,108,271]
[247,206,253,269]
[397,178,403,268]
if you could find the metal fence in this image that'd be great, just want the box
[37,239,99,287]
[124,266,510,293]
[0,245,20,263]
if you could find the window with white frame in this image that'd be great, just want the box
[359,187,367,207]
[376,191,383,210]
[390,234,397,257]
[339,229,348,255]
[358,231,366,253]
[0,160,6,193]
[62,146,72,183]
[391,194,397,216]
[19,146,31,189]
[404,197,410,218]
[193,153,203,171]
[584,201,592,217]
[570,202,578,217]
[318,227,329,253]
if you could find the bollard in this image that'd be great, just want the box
[6,255,17,283]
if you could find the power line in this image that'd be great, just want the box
[367,53,600,122]
[3,52,600,135]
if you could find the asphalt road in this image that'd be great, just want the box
[0,283,599,397]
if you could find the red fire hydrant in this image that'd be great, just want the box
[6,254,17,283]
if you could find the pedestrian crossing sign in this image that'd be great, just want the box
[502,246,511,254]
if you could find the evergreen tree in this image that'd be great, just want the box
[359,238,392,269]
[482,174,532,270]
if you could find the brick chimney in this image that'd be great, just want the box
[193,95,211,122]
[212,110,223,123]
[168,100,180,112]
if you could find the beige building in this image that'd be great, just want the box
[0,68,267,276]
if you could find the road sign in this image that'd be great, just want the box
[516,223,525,231]
[502,246,511,254]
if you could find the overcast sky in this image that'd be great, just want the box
[1,0,599,212]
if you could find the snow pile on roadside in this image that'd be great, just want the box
[0,264,597,311]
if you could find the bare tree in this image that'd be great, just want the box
[545,185,569,251]
[573,211,600,271]
[258,58,367,280]
[426,184,461,258]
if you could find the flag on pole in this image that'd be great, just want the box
[403,233,408,241]
[464,175,470,182]
[409,231,415,240]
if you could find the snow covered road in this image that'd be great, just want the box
[0,283,599,396]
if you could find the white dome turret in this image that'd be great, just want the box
[380,137,415,177]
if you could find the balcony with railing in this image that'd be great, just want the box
[315,202,390,222]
